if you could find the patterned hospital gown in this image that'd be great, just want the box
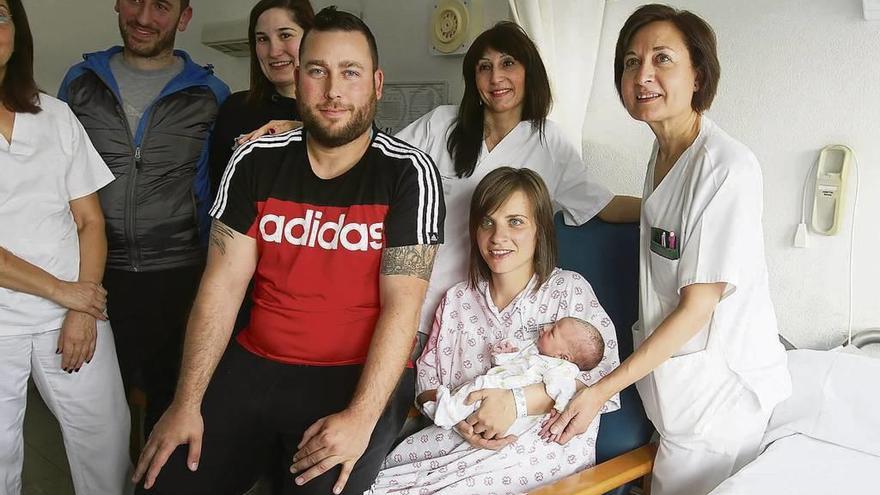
[368,269,620,494]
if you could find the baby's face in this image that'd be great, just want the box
[536,319,580,361]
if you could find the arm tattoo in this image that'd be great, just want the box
[209,221,236,256]
[381,245,438,280]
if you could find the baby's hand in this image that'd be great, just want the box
[491,341,519,355]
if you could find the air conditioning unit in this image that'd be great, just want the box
[202,18,249,57]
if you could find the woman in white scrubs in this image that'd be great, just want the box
[542,5,791,495]
[397,21,638,342]
[0,1,130,493]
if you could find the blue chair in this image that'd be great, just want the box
[532,215,656,495]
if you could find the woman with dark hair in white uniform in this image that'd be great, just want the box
[398,22,639,348]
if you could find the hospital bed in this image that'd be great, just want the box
[533,217,880,495]
[709,347,880,495]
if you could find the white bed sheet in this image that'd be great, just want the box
[710,349,880,494]
[709,433,880,494]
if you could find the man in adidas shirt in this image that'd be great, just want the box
[134,7,444,495]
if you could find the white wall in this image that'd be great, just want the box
[28,1,877,349]
[335,0,511,102]
[585,0,880,349]
[30,0,245,93]
[31,0,508,97]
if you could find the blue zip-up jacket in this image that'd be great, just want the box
[59,46,229,272]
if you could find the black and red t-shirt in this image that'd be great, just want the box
[210,128,445,365]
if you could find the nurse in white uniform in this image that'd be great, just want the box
[542,5,791,495]
[396,21,639,344]
[0,1,130,493]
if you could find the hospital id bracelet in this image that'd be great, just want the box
[511,387,528,418]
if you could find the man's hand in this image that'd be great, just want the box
[291,408,375,494]
[133,403,204,490]
[57,311,97,372]
[51,280,108,320]
[454,420,517,451]
[539,386,605,444]
[463,388,517,440]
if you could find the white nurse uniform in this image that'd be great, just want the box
[0,95,130,495]
[636,117,791,495]
[396,105,613,338]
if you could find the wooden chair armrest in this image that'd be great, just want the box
[529,443,657,495]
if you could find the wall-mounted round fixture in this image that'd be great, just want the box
[431,0,470,55]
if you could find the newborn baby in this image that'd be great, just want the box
[422,317,606,430]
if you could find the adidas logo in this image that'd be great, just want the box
[259,209,384,252]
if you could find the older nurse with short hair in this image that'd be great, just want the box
[543,5,791,494]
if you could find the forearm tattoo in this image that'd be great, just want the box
[381,245,438,281]
[209,221,236,255]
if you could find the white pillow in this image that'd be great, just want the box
[761,349,880,457]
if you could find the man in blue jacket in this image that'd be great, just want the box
[59,0,229,440]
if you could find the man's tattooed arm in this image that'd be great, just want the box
[380,245,439,281]
[209,221,236,256]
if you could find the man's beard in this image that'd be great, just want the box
[299,93,377,148]
[118,21,177,58]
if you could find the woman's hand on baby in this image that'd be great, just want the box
[236,120,301,146]
[540,386,605,444]
[463,388,517,440]
[538,410,564,443]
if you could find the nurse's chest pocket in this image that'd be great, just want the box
[649,227,680,260]
[649,241,679,260]
[649,247,680,298]
[648,226,681,297]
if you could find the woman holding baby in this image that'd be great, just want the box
[367,167,619,494]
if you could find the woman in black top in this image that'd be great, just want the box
[209,0,315,198]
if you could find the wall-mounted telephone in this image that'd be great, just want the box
[811,145,853,236]
[795,144,855,247]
